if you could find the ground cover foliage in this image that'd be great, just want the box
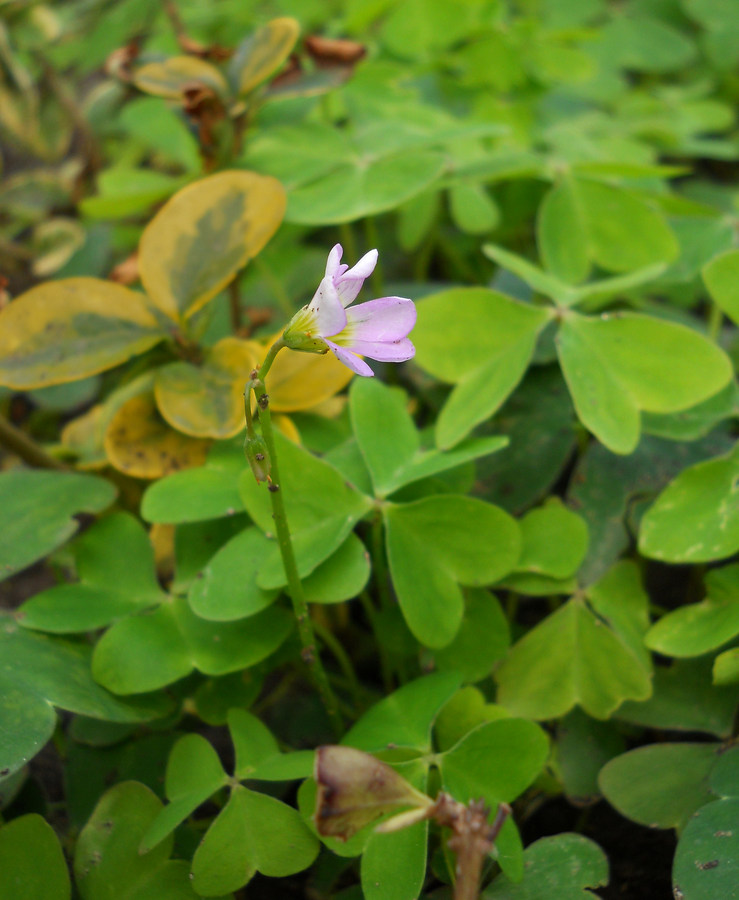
[1,0,739,897]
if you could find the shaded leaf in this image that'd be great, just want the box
[0,469,115,582]
[0,814,71,900]
[0,278,164,389]
[384,495,520,647]
[191,785,319,895]
[74,781,201,899]
[485,833,609,899]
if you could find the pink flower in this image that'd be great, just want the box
[282,244,416,377]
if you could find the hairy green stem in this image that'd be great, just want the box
[248,341,343,737]
[0,414,67,470]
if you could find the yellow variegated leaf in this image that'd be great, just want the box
[61,373,155,468]
[0,278,165,389]
[133,56,229,99]
[61,372,154,471]
[258,340,353,413]
[230,17,300,96]
[61,404,109,469]
[273,413,301,443]
[155,337,257,438]
[150,523,175,579]
[138,171,286,321]
[104,393,210,479]
[31,217,85,276]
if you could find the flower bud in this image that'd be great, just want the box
[244,432,271,483]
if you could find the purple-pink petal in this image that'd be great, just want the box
[347,337,415,362]
[325,244,344,279]
[344,296,416,342]
[335,248,378,307]
[307,276,346,337]
[324,339,375,377]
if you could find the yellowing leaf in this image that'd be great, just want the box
[104,393,210,479]
[230,17,300,96]
[61,373,156,469]
[155,338,258,438]
[261,341,353,413]
[133,56,229,99]
[138,171,286,322]
[0,278,165,389]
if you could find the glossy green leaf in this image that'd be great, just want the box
[361,821,428,900]
[646,564,739,657]
[0,620,168,778]
[703,248,739,325]
[140,734,227,853]
[557,311,732,453]
[599,744,719,830]
[142,439,246,524]
[228,708,279,776]
[191,785,319,895]
[617,658,738,738]
[642,381,738,443]
[413,287,552,448]
[496,563,652,719]
[287,149,446,225]
[0,470,115,582]
[229,17,299,95]
[514,498,588,579]
[79,167,189,220]
[0,278,164,389]
[673,797,739,899]
[302,533,371,604]
[344,672,462,753]
[440,718,549,807]
[485,833,609,899]
[601,14,696,72]
[569,432,733,584]
[384,495,520,647]
[139,170,286,321]
[20,512,165,632]
[538,177,678,283]
[449,181,499,234]
[0,814,71,900]
[350,377,507,496]
[92,598,291,694]
[639,443,739,563]
[431,588,510,683]
[714,648,739,685]
[188,526,277,621]
[74,781,200,899]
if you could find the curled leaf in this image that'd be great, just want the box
[314,745,432,841]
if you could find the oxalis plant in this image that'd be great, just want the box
[6,1,739,897]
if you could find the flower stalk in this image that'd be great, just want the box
[245,342,343,738]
